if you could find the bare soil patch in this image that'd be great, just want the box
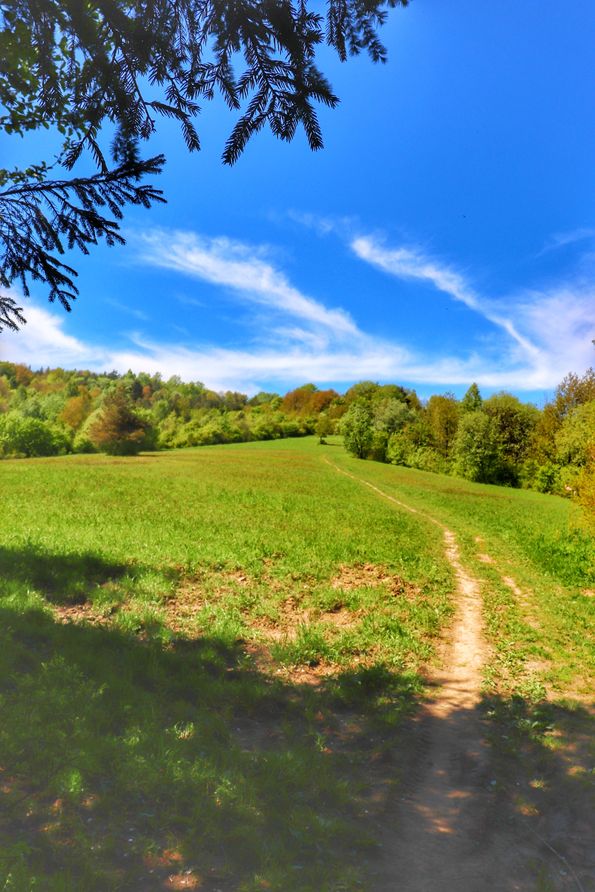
[51,601,112,626]
[331,562,420,598]
[373,527,497,888]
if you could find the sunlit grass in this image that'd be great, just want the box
[327,449,594,699]
[0,438,453,890]
[1,437,592,889]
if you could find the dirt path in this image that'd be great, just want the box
[326,461,496,887]
[326,460,593,892]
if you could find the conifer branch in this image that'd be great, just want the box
[0,0,407,325]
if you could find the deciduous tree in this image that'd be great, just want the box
[426,393,459,458]
[88,388,151,455]
[340,402,373,459]
[452,411,503,484]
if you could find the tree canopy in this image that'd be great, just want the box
[0,0,407,331]
[1,361,594,523]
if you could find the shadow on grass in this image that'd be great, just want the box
[371,691,594,892]
[0,593,418,892]
[0,544,130,605]
[0,549,592,892]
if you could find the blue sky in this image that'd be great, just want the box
[2,0,594,402]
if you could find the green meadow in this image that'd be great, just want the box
[0,437,593,890]
[327,448,594,699]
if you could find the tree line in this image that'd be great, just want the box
[0,361,592,517]
[0,365,341,457]
[339,373,594,524]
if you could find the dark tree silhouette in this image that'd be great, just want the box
[0,0,408,330]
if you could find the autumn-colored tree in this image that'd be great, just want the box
[60,390,93,430]
[309,389,339,415]
[281,383,318,415]
[13,364,33,387]
[89,389,151,456]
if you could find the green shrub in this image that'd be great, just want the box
[0,412,67,457]
[451,411,504,483]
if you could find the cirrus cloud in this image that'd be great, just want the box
[2,226,593,396]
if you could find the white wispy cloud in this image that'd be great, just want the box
[2,227,593,395]
[349,232,594,389]
[539,227,595,256]
[286,210,355,238]
[512,285,595,385]
[0,304,103,368]
[351,235,541,358]
[136,229,360,338]
[105,297,150,321]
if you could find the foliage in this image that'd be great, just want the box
[460,382,483,413]
[484,392,539,465]
[550,368,595,423]
[0,411,69,457]
[88,388,151,455]
[0,361,592,528]
[373,396,412,436]
[0,160,165,326]
[556,402,595,522]
[426,393,459,457]
[0,362,344,457]
[340,402,373,459]
[0,0,407,328]
[315,412,333,443]
[451,411,504,483]
[555,401,595,469]
[577,442,595,531]
[282,383,338,418]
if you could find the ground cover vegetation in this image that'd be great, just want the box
[0,437,593,889]
[0,437,453,890]
[1,361,593,521]
[323,448,594,889]
[327,450,594,696]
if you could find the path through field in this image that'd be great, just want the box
[327,460,592,892]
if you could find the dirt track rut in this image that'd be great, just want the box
[326,460,592,892]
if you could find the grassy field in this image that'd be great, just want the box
[325,444,595,889]
[0,437,593,890]
[0,438,454,891]
[326,446,594,701]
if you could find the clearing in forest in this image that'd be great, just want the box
[0,437,592,891]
